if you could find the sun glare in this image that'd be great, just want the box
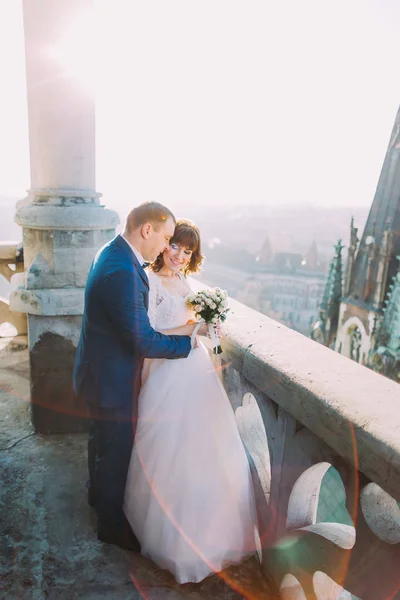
[50,10,100,93]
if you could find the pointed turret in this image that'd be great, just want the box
[347,106,400,307]
[321,240,344,315]
[311,240,344,346]
[343,217,359,296]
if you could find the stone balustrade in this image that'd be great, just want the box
[0,241,26,335]
[204,291,400,600]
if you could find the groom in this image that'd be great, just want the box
[73,201,192,550]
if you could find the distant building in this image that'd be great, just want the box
[237,242,325,336]
[312,106,400,383]
[258,236,273,265]
[304,240,319,271]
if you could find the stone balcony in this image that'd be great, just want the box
[1,267,400,599]
[0,242,26,337]
[217,295,400,599]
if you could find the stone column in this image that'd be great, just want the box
[10,0,119,433]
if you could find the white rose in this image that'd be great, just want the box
[210,302,216,309]
[194,304,202,312]
[211,316,218,324]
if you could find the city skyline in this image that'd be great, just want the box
[1,0,400,214]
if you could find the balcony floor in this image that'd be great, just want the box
[0,338,274,599]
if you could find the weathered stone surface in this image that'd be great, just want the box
[220,296,400,503]
[0,243,27,334]
[280,574,307,600]
[0,241,22,263]
[11,287,85,316]
[29,330,88,433]
[236,392,271,507]
[286,462,355,549]
[19,229,115,291]
[360,482,400,544]
[0,298,27,335]
[28,315,82,349]
[16,204,119,231]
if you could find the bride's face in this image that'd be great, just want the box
[163,242,192,273]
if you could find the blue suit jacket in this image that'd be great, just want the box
[73,234,191,414]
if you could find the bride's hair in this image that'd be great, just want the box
[150,219,204,277]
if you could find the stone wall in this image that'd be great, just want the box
[210,291,400,599]
[0,242,26,336]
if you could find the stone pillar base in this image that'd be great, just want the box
[28,315,88,433]
[11,198,119,434]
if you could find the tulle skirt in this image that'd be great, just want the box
[123,343,257,583]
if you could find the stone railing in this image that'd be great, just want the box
[0,242,26,336]
[216,295,400,600]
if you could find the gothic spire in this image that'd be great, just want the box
[312,240,344,346]
[347,106,400,307]
[321,240,344,318]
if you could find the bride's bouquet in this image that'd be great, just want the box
[186,287,230,354]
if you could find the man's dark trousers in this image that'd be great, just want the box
[88,407,134,535]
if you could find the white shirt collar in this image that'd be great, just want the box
[121,234,145,267]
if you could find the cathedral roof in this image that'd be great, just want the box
[348,106,400,305]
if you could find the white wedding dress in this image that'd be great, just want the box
[123,270,257,584]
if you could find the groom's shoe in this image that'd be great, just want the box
[97,525,141,552]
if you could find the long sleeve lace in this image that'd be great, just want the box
[146,270,193,331]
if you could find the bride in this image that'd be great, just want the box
[123,219,258,584]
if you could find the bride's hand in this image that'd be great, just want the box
[187,321,220,337]
[186,319,208,337]
[196,322,209,337]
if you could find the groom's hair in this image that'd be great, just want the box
[126,202,176,232]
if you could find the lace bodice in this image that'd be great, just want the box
[147,270,194,331]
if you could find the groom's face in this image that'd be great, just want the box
[145,217,176,262]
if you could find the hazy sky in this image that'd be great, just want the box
[1,0,400,214]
